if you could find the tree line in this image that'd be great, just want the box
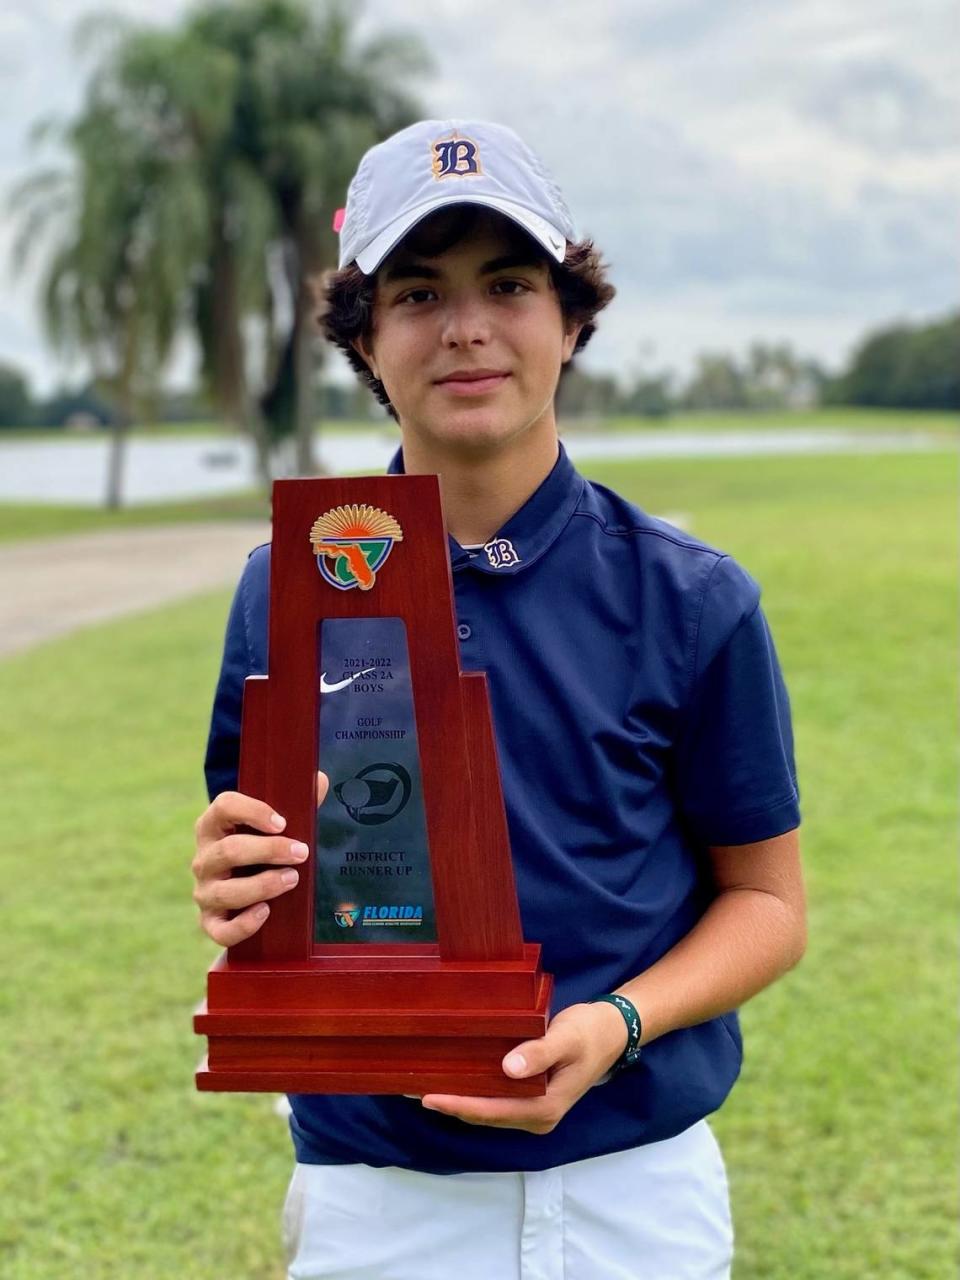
[554,314,959,420]
[4,309,957,435]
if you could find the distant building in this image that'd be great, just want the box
[64,411,103,432]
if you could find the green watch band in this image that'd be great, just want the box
[591,993,643,1071]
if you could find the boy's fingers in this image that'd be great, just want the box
[502,1018,581,1079]
[201,903,271,948]
[316,771,330,806]
[206,834,309,877]
[195,866,300,913]
[420,1094,564,1135]
[195,791,286,842]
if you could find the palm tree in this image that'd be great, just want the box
[10,1,430,504]
[186,0,431,473]
[10,14,276,502]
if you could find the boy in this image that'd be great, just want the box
[192,119,805,1279]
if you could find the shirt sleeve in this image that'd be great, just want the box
[674,555,801,846]
[203,569,252,802]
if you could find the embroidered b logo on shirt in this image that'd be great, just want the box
[484,538,521,569]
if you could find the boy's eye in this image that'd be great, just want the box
[395,280,531,305]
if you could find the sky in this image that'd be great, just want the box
[1,0,957,395]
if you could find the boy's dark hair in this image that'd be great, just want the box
[311,205,616,421]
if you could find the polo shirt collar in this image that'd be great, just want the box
[386,441,584,575]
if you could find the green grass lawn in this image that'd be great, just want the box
[0,491,270,544]
[575,406,960,437]
[1,451,956,1278]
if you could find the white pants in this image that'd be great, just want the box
[283,1119,733,1279]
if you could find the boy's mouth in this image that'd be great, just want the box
[435,369,510,395]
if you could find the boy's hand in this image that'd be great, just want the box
[191,774,329,946]
[420,1001,629,1134]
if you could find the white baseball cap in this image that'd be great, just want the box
[336,119,577,274]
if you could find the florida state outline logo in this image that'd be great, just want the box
[310,504,404,591]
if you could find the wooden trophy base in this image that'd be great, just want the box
[194,944,552,1096]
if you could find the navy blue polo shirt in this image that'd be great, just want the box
[204,442,800,1174]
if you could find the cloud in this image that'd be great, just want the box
[801,59,957,154]
[607,0,753,55]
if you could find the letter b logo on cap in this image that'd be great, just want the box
[432,135,482,179]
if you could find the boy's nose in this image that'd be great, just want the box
[441,296,492,348]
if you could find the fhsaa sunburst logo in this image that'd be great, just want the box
[310,504,404,591]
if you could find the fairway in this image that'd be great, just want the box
[1,450,956,1279]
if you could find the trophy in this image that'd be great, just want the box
[195,475,552,1096]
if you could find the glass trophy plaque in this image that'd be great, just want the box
[195,475,552,1096]
[314,617,437,944]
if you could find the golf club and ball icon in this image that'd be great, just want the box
[333,763,412,826]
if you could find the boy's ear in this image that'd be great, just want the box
[561,322,584,364]
[351,335,379,381]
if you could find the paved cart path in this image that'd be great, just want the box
[0,521,270,659]
[0,503,703,660]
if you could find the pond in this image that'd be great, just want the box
[0,427,943,506]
